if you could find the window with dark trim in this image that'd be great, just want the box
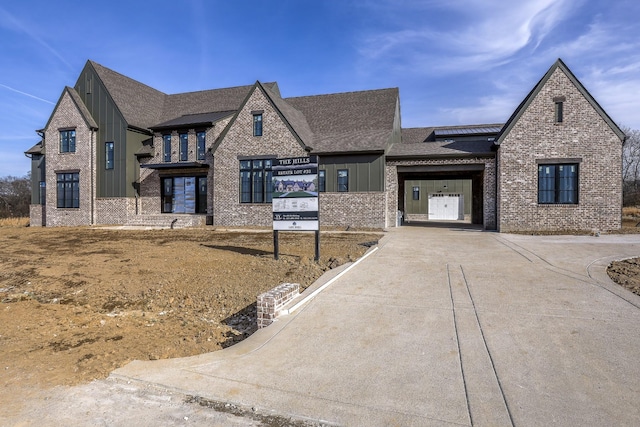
[240,158,273,203]
[538,163,578,204]
[337,169,349,192]
[105,142,114,169]
[161,176,207,213]
[179,133,188,161]
[412,186,420,200]
[163,135,171,162]
[196,131,206,160]
[555,102,564,123]
[56,172,79,208]
[60,129,76,153]
[253,113,263,137]
[318,170,326,192]
[39,181,46,205]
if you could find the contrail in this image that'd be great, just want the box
[0,83,55,104]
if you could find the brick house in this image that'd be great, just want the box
[25,59,625,232]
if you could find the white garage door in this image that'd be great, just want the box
[428,193,464,220]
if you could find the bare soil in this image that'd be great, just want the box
[0,226,380,412]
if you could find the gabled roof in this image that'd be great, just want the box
[496,58,626,144]
[25,141,44,155]
[89,61,165,130]
[43,86,99,132]
[286,88,399,153]
[89,60,280,131]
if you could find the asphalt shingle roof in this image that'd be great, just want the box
[286,88,399,153]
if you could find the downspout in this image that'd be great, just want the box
[91,129,95,225]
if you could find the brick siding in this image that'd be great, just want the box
[42,91,95,227]
[498,67,622,232]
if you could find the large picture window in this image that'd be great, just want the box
[538,163,578,204]
[60,129,76,153]
[56,172,79,208]
[240,159,273,203]
[161,176,207,213]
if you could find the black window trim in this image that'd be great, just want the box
[239,157,274,203]
[337,169,349,192]
[59,128,77,153]
[537,161,579,205]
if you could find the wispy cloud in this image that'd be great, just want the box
[358,0,575,74]
[0,83,54,104]
[0,6,73,69]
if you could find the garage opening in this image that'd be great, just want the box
[397,164,486,227]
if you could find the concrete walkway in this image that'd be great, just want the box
[105,226,640,426]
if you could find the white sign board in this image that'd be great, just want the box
[272,156,319,231]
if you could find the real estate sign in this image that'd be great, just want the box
[272,156,319,231]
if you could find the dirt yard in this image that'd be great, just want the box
[0,226,380,411]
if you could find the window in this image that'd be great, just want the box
[253,113,263,136]
[412,186,420,200]
[555,102,564,123]
[318,170,326,192]
[105,142,114,169]
[240,159,273,203]
[554,96,565,123]
[197,131,206,160]
[161,176,207,213]
[179,133,188,161]
[60,129,76,153]
[337,169,349,192]
[39,181,46,205]
[538,163,578,204]
[162,135,172,162]
[56,172,79,208]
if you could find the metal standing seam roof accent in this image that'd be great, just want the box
[434,125,503,136]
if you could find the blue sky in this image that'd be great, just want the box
[1,0,639,177]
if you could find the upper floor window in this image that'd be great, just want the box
[179,133,188,161]
[163,134,172,162]
[538,163,578,204]
[240,158,273,203]
[337,169,349,192]
[60,129,76,153]
[197,131,206,160]
[105,142,114,169]
[554,96,565,123]
[253,113,263,137]
[56,172,79,208]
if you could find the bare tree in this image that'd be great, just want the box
[622,127,640,206]
[0,174,31,218]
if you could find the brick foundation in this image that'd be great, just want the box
[256,282,300,328]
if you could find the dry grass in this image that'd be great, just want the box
[623,207,640,218]
[0,217,30,227]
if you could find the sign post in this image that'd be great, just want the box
[272,155,319,260]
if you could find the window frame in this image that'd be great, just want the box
[412,186,420,200]
[196,131,206,161]
[538,163,579,204]
[39,181,46,205]
[163,134,172,162]
[179,133,188,161]
[56,172,80,208]
[105,141,114,170]
[59,129,76,153]
[253,113,263,137]
[239,158,273,203]
[337,169,349,192]
[318,170,326,192]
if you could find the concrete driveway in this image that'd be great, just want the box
[102,225,640,426]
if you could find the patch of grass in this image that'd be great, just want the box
[0,217,29,228]
[623,207,640,218]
